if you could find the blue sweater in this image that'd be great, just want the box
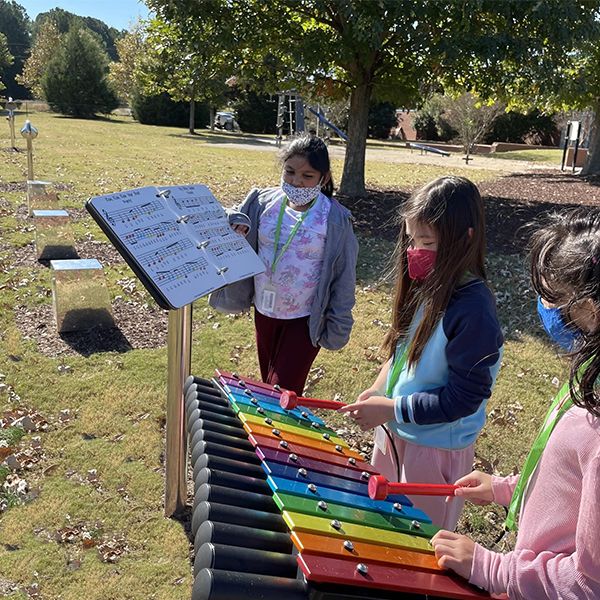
[387,279,503,450]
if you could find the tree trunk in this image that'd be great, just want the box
[189,97,196,134]
[210,106,215,130]
[581,102,600,176]
[338,82,373,197]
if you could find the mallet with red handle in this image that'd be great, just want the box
[279,389,347,411]
[368,474,459,500]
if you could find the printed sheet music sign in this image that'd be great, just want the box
[86,185,265,310]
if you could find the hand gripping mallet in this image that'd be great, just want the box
[279,389,347,411]
[368,474,459,500]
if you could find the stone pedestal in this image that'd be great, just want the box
[50,259,114,333]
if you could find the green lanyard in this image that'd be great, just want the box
[505,380,573,530]
[386,344,410,398]
[271,197,315,275]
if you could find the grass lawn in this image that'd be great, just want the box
[0,111,569,598]
[491,148,563,164]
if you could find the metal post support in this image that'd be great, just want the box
[165,303,193,516]
[8,112,16,149]
[572,135,581,174]
[20,120,38,181]
[561,122,571,171]
[276,94,284,147]
[25,138,34,180]
[295,95,305,134]
[288,94,294,136]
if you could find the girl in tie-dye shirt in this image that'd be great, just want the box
[210,136,358,394]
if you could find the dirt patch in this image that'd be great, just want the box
[10,240,126,270]
[14,298,169,358]
[341,170,600,254]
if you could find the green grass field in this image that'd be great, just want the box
[0,111,568,599]
[491,148,563,164]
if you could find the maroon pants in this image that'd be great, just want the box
[254,309,320,396]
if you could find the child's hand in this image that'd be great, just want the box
[356,387,381,402]
[449,470,494,505]
[232,224,249,236]
[430,531,475,580]
[337,396,395,430]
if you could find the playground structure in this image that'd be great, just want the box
[275,91,348,144]
[407,142,450,157]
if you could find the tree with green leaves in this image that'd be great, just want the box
[16,18,61,98]
[147,0,600,194]
[0,0,31,99]
[0,32,13,92]
[109,23,145,105]
[442,93,504,162]
[32,8,122,61]
[434,1,600,175]
[139,16,229,134]
[42,27,119,117]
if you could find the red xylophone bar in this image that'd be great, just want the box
[368,475,459,500]
[279,389,347,411]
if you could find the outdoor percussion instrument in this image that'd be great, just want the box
[186,370,490,600]
[368,475,460,501]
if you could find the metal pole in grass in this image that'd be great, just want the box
[20,119,38,181]
[5,98,17,149]
[165,304,193,516]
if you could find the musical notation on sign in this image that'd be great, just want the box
[123,221,181,246]
[138,238,194,269]
[86,184,265,309]
[102,199,164,227]
[156,258,209,286]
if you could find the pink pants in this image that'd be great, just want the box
[371,429,474,531]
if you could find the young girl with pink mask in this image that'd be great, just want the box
[340,176,503,530]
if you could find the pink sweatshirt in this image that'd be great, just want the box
[470,405,600,599]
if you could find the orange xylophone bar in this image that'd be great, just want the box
[279,389,347,411]
[369,475,459,501]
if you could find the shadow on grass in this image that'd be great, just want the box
[49,114,132,124]
[168,130,276,147]
[59,325,132,357]
[485,196,596,255]
[341,185,594,255]
[347,186,577,343]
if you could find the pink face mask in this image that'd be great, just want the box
[406,247,437,280]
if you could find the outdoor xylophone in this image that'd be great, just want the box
[185,370,490,600]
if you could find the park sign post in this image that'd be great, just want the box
[86,184,264,516]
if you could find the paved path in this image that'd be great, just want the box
[195,133,561,174]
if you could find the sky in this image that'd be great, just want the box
[18,0,152,30]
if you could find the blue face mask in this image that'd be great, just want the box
[537,296,580,351]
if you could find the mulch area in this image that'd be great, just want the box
[341,170,600,254]
[14,299,169,358]
[8,168,600,357]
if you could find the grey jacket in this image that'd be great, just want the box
[209,187,358,350]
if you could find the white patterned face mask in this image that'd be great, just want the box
[281,179,322,206]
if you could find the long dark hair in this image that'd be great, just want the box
[280,135,334,198]
[382,176,487,366]
[529,209,600,417]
